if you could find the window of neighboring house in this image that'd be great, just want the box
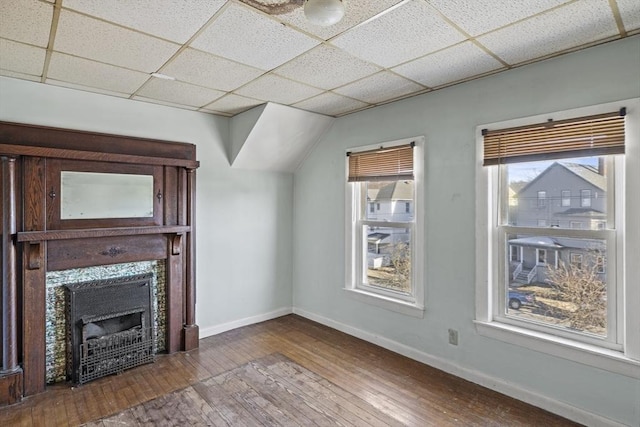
[537,191,547,208]
[581,189,592,207]
[376,203,380,210]
[537,219,547,227]
[570,252,584,270]
[405,202,410,213]
[476,100,639,374]
[597,255,606,274]
[345,138,425,317]
[369,203,375,213]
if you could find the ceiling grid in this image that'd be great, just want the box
[0,0,638,117]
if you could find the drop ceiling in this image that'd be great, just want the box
[1,0,639,118]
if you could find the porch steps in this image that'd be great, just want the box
[514,269,532,284]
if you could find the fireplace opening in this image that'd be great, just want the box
[65,273,156,384]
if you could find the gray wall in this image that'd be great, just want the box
[0,78,294,334]
[292,36,640,426]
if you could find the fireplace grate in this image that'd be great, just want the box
[78,326,154,384]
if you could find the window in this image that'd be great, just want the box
[537,219,547,227]
[345,137,425,317]
[597,255,606,274]
[581,189,592,207]
[476,99,639,375]
[570,253,583,270]
[537,191,547,208]
[376,203,380,210]
[369,203,375,213]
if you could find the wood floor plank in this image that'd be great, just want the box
[192,376,263,426]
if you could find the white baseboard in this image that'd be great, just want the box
[198,307,292,339]
[292,307,624,427]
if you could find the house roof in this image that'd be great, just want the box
[508,236,564,249]
[0,1,638,117]
[518,161,606,194]
[554,208,605,218]
[508,236,605,250]
[368,181,413,202]
[560,162,606,191]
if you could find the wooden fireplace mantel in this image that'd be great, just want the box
[0,121,199,405]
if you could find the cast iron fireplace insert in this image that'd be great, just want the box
[65,273,156,384]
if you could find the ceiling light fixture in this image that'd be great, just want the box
[304,0,345,26]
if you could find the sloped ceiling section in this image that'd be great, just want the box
[229,102,334,172]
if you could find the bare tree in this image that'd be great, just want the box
[546,251,606,332]
[389,242,411,292]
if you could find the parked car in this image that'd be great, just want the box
[508,289,536,310]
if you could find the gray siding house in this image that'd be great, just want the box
[509,162,607,285]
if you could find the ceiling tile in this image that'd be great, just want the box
[47,53,150,94]
[293,92,369,116]
[427,0,570,36]
[161,48,263,91]
[131,96,200,111]
[235,74,323,105]
[0,0,53,47]
[45,79,130,98]
[332,0,465,68]
[274,44,381,90]
[277,0,404,40]
[334,71,425,104]
[478,0,620,65]
[393,42,505,88]
[0,70,41,82]
[54,10,180,73]
[136,78,225,108]
[61,0,226,44]
[616,0,640,33]
[0,39,46,76]
[190,3,320,70]
[202,94,265,116]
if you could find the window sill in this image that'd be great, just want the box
[343,288,424,318]
[474,320,640,379]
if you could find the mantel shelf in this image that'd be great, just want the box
[17,225,191,242]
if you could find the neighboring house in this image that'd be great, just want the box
[509,161,607,285]
[366,181,413,266]
[515,161,607,229]
[508,236,606,285]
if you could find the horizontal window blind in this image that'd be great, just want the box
[348,143,414,182]
[483,109,625,166]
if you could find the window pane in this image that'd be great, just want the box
[506,157,607,230]
[365,225,411,293]
[506,233,607,337]
[366,180,414,221]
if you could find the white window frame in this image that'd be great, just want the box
[561,190,571,207]
[581,189,592,207]
[345,136,425,318]
[537,190,547,208]
[475,99,640,378]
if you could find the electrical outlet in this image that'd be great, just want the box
[448,328,458,346]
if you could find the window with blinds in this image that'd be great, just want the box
[482,109,625,166]
[347,143,414,182]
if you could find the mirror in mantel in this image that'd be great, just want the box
[61,171,154,219]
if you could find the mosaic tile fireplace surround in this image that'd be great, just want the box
[45,261,166,384]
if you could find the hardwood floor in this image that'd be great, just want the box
[0,315,580,426]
